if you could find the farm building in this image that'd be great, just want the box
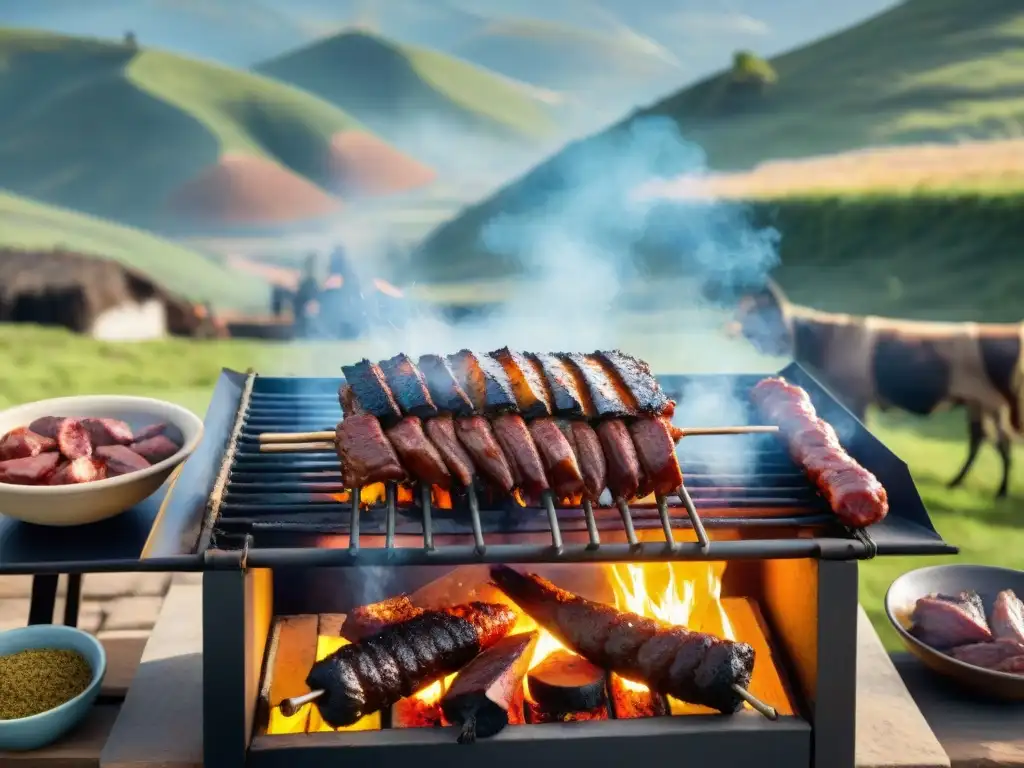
[0,248,224,340]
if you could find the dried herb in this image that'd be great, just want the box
[0,649,92,720]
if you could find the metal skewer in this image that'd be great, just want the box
[279,689,323,717]
[279,684,778,720]
[678,485,710,553]
[732,684,778,720]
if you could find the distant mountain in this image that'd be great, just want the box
[415,0,1024,272]
[256,31,563,168]
[0,28,433,229]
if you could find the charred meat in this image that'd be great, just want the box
[595,419,642,500]
[454,416,515,493]
[594,350,674,416]
[306,602,517,727]
[491,413,548,495]
[424,414,476,488]
[418,355,475,416]
[491,566,755,714]
[628,417,684,496]
[949,639,1024,669]
[342,595,425,642]
[528,418,585,499]
[449,350,518,413]
[490,347,552,419]
[385,417,451,489]
[341,359,403,424]
[379,353,438,419]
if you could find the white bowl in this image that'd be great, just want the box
[0,395,204,526]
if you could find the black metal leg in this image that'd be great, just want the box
[27,574,59,625]
[63,573,82,627]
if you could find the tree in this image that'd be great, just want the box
[124,31,138,49]
[730,50,778,89]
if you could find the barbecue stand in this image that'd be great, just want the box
[148,363,957,768]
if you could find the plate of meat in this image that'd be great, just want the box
[0,395,203,526]
[885,564,1024,699]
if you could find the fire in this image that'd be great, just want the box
[372,278,404,298]
[333,484,452,510]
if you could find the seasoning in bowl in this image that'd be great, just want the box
[0,649,93,719]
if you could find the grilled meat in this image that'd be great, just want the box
[336,415,406,488]
[455,416,515,493]
[50,456,106,485]
[385,417,451,489]
[530,353,589,417]
[341,359,403,424]
[96,445,150,476]
[629,417,683,496]
[560,353,634,418]
[306,602,518,727]
[528,418,584,499]
[0,427,57,461]
[424,414,476,488]
[594,350,674,416]
[561,420,607,501]
[491,566,755,714]
[595,420,642,500]
[0,452,61,485]
[751,377,889,528]
[80,417,134,447]
[449,350,518,413]
[342,595,425,642]
[910,592,993,649]
[129,435,180,464]
[57,419,92,460]
[490,347,552,419]
[418,355,475,416]
[380,353,438,419]
[491,413,549,495]
[949,639,1024,668]
[27,416,65,440]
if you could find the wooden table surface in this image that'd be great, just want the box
[894,653,1024,768]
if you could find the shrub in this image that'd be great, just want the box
[730,50,778,87]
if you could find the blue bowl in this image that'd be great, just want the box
[0,625,107,751]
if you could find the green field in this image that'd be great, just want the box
[2,319,1019,651]
[0,191,269,309]
[256,30,560,149]
[0,27,365,225]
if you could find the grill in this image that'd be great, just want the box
[143,363,955,768]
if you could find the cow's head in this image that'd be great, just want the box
[723,279,793,356]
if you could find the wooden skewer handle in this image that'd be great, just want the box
[260,441,334,453]
[681,426,779,437]
[260,431,334,443]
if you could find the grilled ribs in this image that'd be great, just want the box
[333,350,682,504]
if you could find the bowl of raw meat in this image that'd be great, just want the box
[885,564,1024,699]
[0,395,203,526]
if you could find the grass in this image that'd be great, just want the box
[2,318,1020,651]
[640,0,1024,170]
[0,191,269,310]
[255,30,560,146]
[0,27,364,225]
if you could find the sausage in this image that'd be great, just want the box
[424,415,476,488]
[595,420,641,500]
[306,602,518,727]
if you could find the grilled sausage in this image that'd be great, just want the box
[306,602,518,727]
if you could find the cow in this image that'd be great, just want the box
[725,279,1023,497]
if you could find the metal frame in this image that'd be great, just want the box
[201,558,861,768]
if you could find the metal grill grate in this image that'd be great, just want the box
[202,373,869,566]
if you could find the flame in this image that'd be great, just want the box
[372,278,404,298]
[333,484,453,510]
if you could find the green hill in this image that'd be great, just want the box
[0,28,378,227]
[0,190,268,309]
[255,30,561,150]
[637,0,1024,170]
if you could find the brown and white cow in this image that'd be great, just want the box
[728,279,1023,497]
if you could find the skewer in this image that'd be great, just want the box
[655,494,676,552]
[678,485,711,553]
[615,498,639,549]
[732,684,778,720]
[256,424,780,450]
[279,689,323,716]
[541,491,563,554]
[280,684,777,721]
[466,485,486,555]
[420,483,435,551]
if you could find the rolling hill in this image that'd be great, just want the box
[416,0,1024,274]
[0,28,433,229]
[255,30,562,159]
[637,0,1024,169]
[0,190,269,309]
